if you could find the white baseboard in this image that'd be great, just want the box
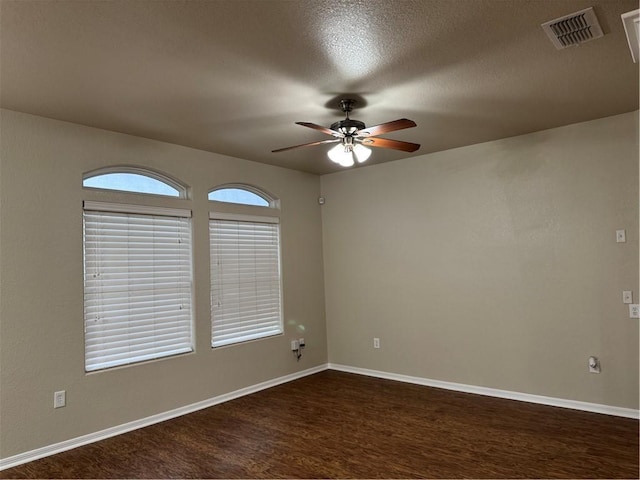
[0,364,329,471]
[329,363,640,420]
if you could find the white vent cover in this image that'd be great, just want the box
[541,7,604,49]
[621,9,639,63]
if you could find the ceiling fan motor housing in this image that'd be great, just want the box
[330,119,365,135]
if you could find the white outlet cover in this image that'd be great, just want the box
[616,229,626,243]
[623,291,633,304]
[54,390,66,408]
[588,356,601,373]
[629,304,640,319]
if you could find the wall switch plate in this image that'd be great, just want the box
[291,339,299,351]
[588,356,601,373]
[298,338,305,347]
[623,291,633,304]
[54,390,66,408]
[629,304,640,319]
[616,229,626,243]
[373,337,380,349]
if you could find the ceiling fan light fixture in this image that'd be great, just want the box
[327,143,355,167]
[339,157,355,167]
[353,144,371,163]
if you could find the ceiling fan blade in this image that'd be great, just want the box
[272,138,340,153]
[296,122,343,137]
[356,118,417,137]
[360,137,421,152]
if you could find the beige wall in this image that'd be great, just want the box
[321,111,639,409]
[0,109,327,458]
[1,108,638,461]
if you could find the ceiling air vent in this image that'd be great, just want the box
[541,7,604,49]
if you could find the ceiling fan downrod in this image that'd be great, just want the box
[331,99,365,134]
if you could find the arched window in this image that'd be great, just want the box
[83,167,186,198]
[208,184,275,208]
[82,166,193,371]
[208,183,282,348]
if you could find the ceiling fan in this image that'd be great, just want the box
[272,99,420,167]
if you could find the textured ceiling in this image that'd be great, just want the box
[1,0,638,175]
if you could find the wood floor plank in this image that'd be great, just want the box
[1,370,638,478]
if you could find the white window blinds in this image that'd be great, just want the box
[83,201,193,372]
[210,212,283,347]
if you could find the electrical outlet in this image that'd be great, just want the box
[629,304,640,319]
[54,390,66,408]
[291,339,299,351]
[373,337,380,349]
[616,229,626,243]
[298,338,305,347]
[623,291,633,304]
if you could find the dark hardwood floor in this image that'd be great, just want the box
[2,370,638,479]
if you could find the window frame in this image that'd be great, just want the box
[82,166,194,372]
[208,184,283,348]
